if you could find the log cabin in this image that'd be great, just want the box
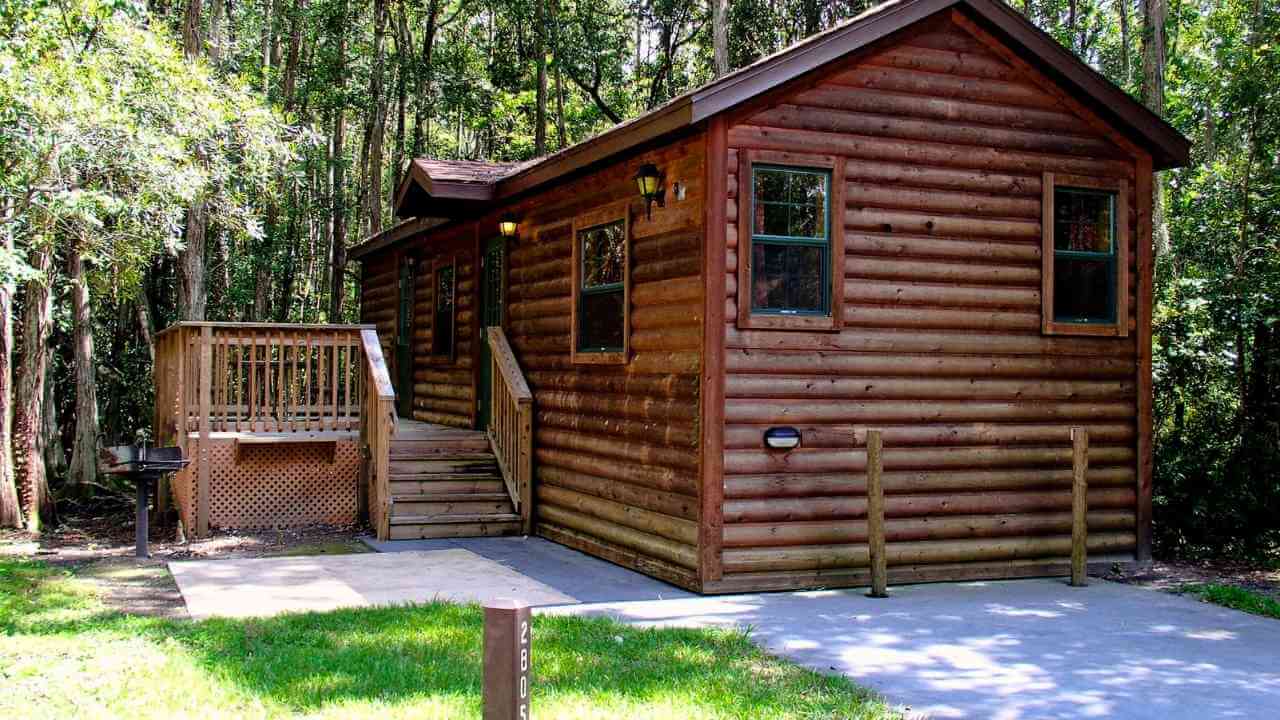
[349,0,1190,594]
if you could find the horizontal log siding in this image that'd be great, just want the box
[506,135,707,591]
[360,253,397,371]
[358,226,477,427]
[712,17,1141,591]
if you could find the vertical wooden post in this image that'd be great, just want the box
[196,325,213,538]
[866,429,887,598]
[483,598,531,720]
[1071,426,1089,587]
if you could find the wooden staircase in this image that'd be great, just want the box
[386,420,523,539]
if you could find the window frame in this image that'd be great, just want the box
[426,255,458,364]
[1041,172,1129,337]
[571,199,631,365]
[737,149,845,332]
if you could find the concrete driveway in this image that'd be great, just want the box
[546,577,1280,719]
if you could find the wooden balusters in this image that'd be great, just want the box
[486,327,534,534]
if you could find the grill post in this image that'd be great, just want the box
[136,477,150,559]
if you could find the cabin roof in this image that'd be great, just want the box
[354,0,1189,260]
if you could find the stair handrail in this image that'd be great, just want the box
[486,327,533,534]
[359,327,398,540]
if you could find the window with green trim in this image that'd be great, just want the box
[750,166,831,315]
[1052,187,1116,324]
[576,219,626,352]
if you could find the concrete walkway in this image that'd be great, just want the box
[545,577,1280,719]
[170,549,576,619]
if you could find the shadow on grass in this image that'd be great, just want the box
[1,559,884,718]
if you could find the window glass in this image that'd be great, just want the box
[581,221,625,288]
[1052,188,1116,324]
[753,168,826,239]
[577,219,626,352]
[432,265,454,357]
[1055,189,1113,253]
[750,166,830,314]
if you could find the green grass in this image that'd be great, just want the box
[0,559,894,719]
[1182,582,1280,620]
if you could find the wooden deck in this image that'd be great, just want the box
[386,419,521,539]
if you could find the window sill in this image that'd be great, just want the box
[571,350,627,365]
[1042,320,1127,337]
[737,313,841,332]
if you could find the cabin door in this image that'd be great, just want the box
[396,257,415,417]
[477,237,506,430]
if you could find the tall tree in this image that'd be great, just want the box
[712,0,729,77]
[535,0,548,154]
[329,0,350,320]
[180,0,209,320]
[0,205,20,528]
[65,247,99,496]
[14,250,55,530]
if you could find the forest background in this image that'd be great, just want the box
[1,0,1276,559]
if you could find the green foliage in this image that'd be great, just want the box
[0,558,896,719]
[1152,0,1280,559]
[1181,583,1280,620]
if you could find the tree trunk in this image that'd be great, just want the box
[14,250,55,531]
[209,0,225,63]
[1118,0,1131,87]
[66,249,99,497]
[178,201,208,320]
[365,0,389,235]
[712,0,729,77]
[0,205,20,528]
[183,0,203,59]
[410,0,441,158]
[534,0,548,155]
[329,0,349,321]
[1141,0,1169,258]
[549,0,567,148]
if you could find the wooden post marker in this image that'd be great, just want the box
[1070,426,1089,587]
[866,429,888,598]
[483,598,531,720]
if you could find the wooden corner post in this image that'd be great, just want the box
[1070,426,1089,587]
[196,325,213,538]
[866,429,888,598]
[483,598,532,720]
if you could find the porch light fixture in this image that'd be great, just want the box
[498,213,519,239]
[763,426,801,450]
[633,163,665,219]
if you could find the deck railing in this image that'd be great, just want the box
[153,322,397,536]
[359,327,397,539]
[486,327,533,534]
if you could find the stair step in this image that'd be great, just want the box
[392,492,512,503]
[389,457,497,474]
[389,479,506,495]
[390,441,491,457]
[388,521,522,540]
[390,512,520,525]
[392,500,514,517]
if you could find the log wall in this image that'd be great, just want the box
[706,13,1146,592]
[358,135,707,590]
[506,135,707,591]
[360,224,478,428]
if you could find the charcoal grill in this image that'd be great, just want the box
[99,444,189,558]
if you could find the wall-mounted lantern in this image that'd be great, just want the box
[498,213,520,240]
[763,426,802,450]
[633,163,665,219]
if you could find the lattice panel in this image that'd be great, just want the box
[170,464,195,532]
[172,439,360,532]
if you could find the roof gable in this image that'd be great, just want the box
[382,0,1187,231]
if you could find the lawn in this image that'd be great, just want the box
[0,559,895,719]
[1182,582,1280,620]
